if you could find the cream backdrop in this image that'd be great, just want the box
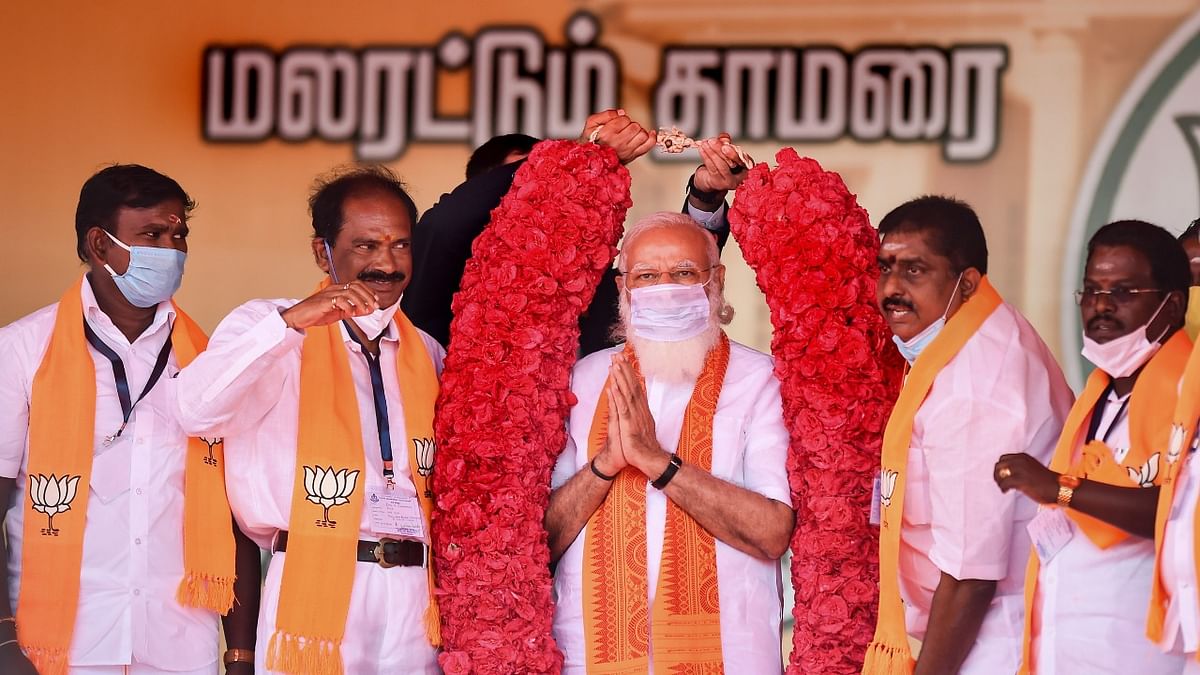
[3,0,1200,378]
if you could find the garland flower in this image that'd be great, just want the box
[431,139,632,674]
[729,148,903,674]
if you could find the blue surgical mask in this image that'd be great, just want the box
[891,273,963,365]
[102,231,186,308]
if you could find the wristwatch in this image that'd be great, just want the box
[1057,474,1081,508]
[224,648,254,666]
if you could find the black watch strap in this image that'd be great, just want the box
[651,454,683,490]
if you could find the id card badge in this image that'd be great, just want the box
[869,470,882,526]
[1026,507,1074,563]
[367,489,426,540]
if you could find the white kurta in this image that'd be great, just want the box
[0,281,220,673]
[550,340,791,675]
[175,299,445,675]
[899,301,1073,675]
[1032,390,1185,674]
[1159,423,1200,661]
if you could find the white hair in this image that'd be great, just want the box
[617,211,720,272]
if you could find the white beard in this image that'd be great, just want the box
[617,287,724,384]
[628,326,720,384]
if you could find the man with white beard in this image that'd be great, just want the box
[545,212,794,674]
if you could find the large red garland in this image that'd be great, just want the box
[431,139,632,674]
[729,149,902,674]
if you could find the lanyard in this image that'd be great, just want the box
[342,321,396,484]
[82,318,174,446]
[1085,383,1132,445]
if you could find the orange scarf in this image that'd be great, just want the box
[582,333,730,674]
[1018,330,1190,673]
[18,276,235,675]
[1148,332,1200,650]
[863,276,1003,675]
[265,280,440,675]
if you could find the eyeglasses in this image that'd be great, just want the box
[619,266,716,289]
[1073,288,1165,305]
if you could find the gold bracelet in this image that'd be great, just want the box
[0,638,18,649]
[223,648,254,665]
[1057,474,1081,508]
[0,617,14,626]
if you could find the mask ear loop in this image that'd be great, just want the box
[1145,293,1174,344]
[102,230,133,278]
[940,272,965,319]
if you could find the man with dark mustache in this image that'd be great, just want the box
[865,196,1072,675]
[995,220,1190,674]
[174,166,447,674]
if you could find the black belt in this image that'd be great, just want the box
[272,531,427,568]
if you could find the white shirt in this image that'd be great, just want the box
[899,302,1073,674]
[0,280,219,670]
[1032,390,1184,674]
[550,341,791,675]
[174,299,445,674]
[1160,434,1200,655]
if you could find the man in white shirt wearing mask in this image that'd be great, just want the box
[175,166,446,674]
[545,212,795,674]
[995,219,1190,673]
[0,164,261,674]
[865,196,1072,675]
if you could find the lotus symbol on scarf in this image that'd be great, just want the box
[1127,453,1160,488]
[29,473,81,536]
[201,436,222,467]
[414,437,435,498]
[880,468,899,508]
[303,465,359,528]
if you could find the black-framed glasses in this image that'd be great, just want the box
[1073,288,1165,305]
[619,266,717,289]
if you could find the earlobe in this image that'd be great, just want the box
[960,268,983,300]
[312,238,330,273]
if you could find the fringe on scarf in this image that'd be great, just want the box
[266,630,344,675]
[861,640,916,675]
[25,645,68,675]
[176,572,236,614]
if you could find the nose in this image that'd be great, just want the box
[878,273,903,303]
[1091,291,1118,314]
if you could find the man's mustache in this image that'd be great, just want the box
[1087,313,1124,332]
[882,296,914,312]
[358,270,407,283]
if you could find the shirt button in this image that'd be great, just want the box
[133,589,141,596]
[136,488,143,496]
[135,538,142,545]
[136,439,145,445]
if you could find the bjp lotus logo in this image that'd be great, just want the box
[303,466,360,528]
[1168,424,1187,465]
[880,469,899,509]
[201,437,222,467]
[29,474,81,536]
[414,438,435,498]
[1127,453,1160,488]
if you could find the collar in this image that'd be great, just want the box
[81,275,175,348]
[337,320,398,353]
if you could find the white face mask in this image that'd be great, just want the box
[629,283,712,342]
[891,273,962,365]
[323,239,400,340]
[352,301,401,341]
[1080,295,1170,378]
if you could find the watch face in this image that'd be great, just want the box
[1059,474,1082,489]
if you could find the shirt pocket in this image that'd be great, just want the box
[90,442,131,504]
[903,446,934,526]
[710,412,747,484]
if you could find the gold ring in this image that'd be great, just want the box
[344,284,350,290]
[331,297,339,309]
[998,466,1012,480]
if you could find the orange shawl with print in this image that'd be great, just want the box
[582,333,730,674]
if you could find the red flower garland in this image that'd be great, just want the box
[431,139,632,674]
[729,149,902,674]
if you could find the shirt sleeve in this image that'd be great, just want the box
[174,300,305,438]
[0,320,35,478]
[551,434,579,491]
[921,366,1028,581]
[739,365,793,506]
